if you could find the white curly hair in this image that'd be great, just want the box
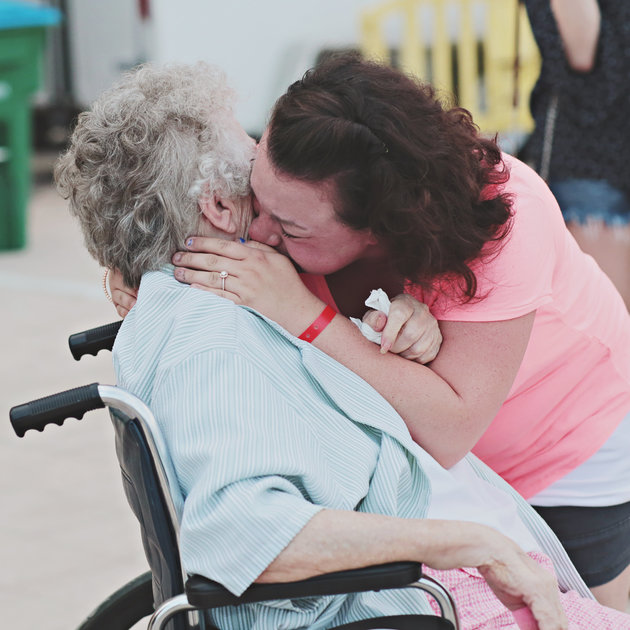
[55,62,254,287]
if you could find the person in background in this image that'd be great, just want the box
[521,0,630,311]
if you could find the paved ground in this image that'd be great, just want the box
[0,180,148,629]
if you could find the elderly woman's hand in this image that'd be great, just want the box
[428,521,567,630]
[477,539,567,630]
[172,237,326,335]
[109,268,138,318]
[362,294,442,364]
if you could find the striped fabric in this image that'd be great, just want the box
[114,269,590,630]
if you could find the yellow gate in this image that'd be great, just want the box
[360,0,540,146]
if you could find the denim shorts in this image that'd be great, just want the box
[533,501,630,587]
[549,179,630,227]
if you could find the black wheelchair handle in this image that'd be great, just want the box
[10,383,104,437]
[68,320,122,360]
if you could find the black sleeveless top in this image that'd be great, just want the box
[520,0,630,196]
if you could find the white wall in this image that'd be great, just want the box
[64,0,386,135]
[141,0,379,135]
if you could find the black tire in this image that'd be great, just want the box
[76,571,154,630]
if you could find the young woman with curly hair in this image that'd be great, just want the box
[115,53,630,608]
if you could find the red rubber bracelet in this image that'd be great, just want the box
[298,305,336,342]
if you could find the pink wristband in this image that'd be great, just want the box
[298,305,336,342]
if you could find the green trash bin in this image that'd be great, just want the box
[0,2,61,250]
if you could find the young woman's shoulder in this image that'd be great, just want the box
[501,153,568,250]
[420,155,562,320]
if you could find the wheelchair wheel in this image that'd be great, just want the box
[76,571,154,630]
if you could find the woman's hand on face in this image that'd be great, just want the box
[109,268,138,318]
[361,294,442,364]
[172,237,325,334]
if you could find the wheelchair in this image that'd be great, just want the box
[9,321,460,630]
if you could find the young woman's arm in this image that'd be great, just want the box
[108,266,442,364]
[317,314,533,468]
[172,238,534,468]
[550,0,601,72]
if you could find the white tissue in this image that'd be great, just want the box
[349,288,391,344]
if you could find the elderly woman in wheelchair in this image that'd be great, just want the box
[40,62,630,629]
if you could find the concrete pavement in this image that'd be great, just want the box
[0,182,148,629]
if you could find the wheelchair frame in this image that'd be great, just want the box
[9,322,460,630]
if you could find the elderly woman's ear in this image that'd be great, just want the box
[198,194,240,237]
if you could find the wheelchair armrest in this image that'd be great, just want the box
[185,561,422,607]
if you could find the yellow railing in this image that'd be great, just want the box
[360,0,540,143]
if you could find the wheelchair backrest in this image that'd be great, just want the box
[110,407,189,630]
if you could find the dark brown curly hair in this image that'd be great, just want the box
[267,52,513,301]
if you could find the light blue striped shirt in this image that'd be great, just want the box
[114,270,589,629]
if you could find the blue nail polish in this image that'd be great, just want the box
[186,238,193,248]
[238,237,246,243]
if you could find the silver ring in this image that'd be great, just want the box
[219,270,228,292]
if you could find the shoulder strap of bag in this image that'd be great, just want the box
[539,91,559,182]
